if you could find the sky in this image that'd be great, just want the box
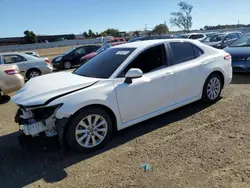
[1,0,250,37]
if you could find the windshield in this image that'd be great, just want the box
[96,44,111,53]
[64,47,76,55]
[204,34,224,42]
[176,35,190,39]
[230,34,250,47]
[74,48,136,79]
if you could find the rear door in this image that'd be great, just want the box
[168,42,206,103]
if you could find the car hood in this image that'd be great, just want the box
[11,72,99,107]
[224,46,250,57]
[81,52,97,60]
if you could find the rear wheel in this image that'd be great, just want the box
[202,73,222,103]
[66,107,113,152]
[27,69,41,79]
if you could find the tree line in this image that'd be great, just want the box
[23,1,250,43]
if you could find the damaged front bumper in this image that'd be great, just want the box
[15,104,66,137]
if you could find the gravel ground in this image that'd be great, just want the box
[0,74,250,188]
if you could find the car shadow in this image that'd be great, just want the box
[0,95,11,105]
[231,73,250,84]
[0,100,212,187]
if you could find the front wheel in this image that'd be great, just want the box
[66,107,113,152]
[202,73,222,103]
[63,61,72,69]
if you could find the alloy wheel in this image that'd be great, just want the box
[64,62,72,69]
[29,71,40,79]
[207,77,221,100]
[75,114,108,148]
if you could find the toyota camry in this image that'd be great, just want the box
[12,39,232,152]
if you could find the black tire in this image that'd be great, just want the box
[66,107,113,152]
[63,61,72,69]
[202,73,223,103]
[0,90,2,102]
[27,69,41,80]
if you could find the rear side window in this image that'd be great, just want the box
[170,42,195,64]
[193,45,204,57]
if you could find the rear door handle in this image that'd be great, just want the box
[163,71,174,78]
[201,60,216,66]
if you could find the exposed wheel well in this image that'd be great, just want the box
[26,68,41,78]
[66,104,118,132]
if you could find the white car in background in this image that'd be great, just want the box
[177,33,207,41]
[0,53,53,79]
[24,51,40,58]
[12,39,232,152]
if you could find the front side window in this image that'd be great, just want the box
[170,42,196,64]
[224,34,232,40]
[74,47,86,55]
[3,55,26,64]
[118,44,167,77]
[231,33,238,39]
[74,48,135,79]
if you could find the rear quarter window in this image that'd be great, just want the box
[170,42,196,64]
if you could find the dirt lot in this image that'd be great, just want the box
[0,59,250,187]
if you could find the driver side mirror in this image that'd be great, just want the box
[124,68,143,84]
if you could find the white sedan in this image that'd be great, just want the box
[12,39,232,152]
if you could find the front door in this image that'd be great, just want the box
[114,44,176,123]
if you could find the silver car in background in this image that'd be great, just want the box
[0,53,53,79]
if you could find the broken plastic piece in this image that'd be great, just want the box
[140,163,152,171]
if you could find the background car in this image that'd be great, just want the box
[51,45,100,70]
[0,53,53,79]
[176,33,207,41]
[127,35,173,43]
[80,43,112,65]
[202,32,243,49]
[23,51,40,58]
[13,39,232,152]
[104,37,126,46]
[224,33,250,72]
[0,64,24,101]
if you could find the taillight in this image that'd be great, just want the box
[4,69,18,75]
[224,54,231,61]
[45,59,50,64]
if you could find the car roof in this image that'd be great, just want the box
[113,39,200,49]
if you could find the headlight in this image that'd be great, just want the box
[55,57,62,61]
